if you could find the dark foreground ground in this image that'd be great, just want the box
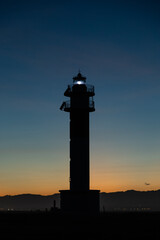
[0,211,160,240]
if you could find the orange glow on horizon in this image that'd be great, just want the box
[1,183,160,197]
[0,158,160,196]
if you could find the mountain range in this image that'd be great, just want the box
[0,190,160,211]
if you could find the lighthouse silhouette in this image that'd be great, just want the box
[60,72,100,213]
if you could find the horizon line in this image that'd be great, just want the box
[1,188,160,197]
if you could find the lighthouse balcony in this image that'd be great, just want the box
[64,84,95,97]
[60,100,95,112]
[60,101,71,112]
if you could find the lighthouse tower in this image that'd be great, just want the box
[60,72,99,213]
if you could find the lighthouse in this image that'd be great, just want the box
[60,72,100,213]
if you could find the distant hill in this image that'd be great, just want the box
[0,194,60,211]
[100,190,160,211]
[0,190,160,211]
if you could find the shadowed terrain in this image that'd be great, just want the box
[1,190,160,211]
[0,211,160,240]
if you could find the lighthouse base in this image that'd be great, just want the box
[59,190,100,214]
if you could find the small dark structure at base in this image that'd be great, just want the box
[60,190,100,213]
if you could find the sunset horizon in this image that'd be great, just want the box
[1,1,160,198]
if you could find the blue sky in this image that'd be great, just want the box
[0,0,160,195]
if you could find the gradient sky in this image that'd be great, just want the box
[0,0,160,196]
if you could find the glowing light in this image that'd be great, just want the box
[76,81,84,85]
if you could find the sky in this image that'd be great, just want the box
[0,0,160,196]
